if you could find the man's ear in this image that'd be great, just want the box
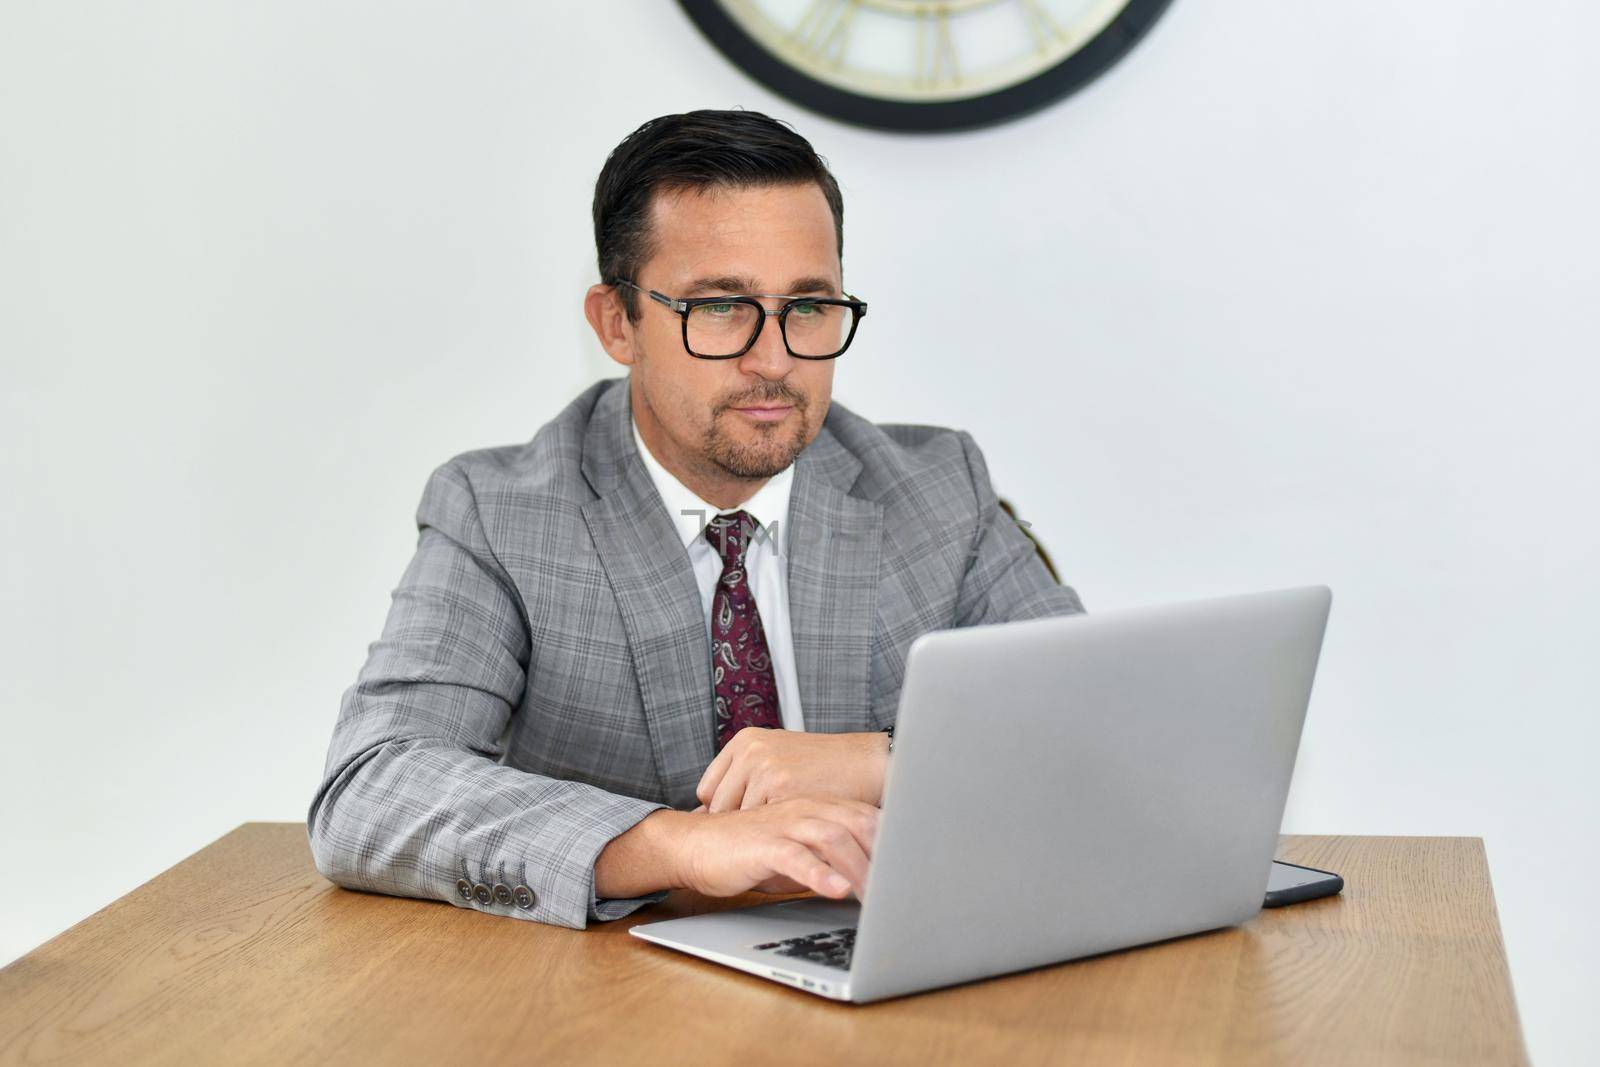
[584,284,637,367]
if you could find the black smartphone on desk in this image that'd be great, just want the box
[1264,859,1344,907]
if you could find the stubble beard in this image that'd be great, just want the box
[632,338,813,481]
[704,404,810,479]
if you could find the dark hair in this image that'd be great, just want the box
[593,109,845,322]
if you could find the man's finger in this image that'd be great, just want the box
[695,744,735,806]
[770,840,852,900]
[739,781,770,811]
[695,766,724,807]
[707,764,751,813]
[805,797,880,861]
[788,817,870,897]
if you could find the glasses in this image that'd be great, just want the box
[610,277,868,360]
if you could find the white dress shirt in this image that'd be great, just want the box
[631,415,806,732]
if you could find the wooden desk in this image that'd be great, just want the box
[0,826,1526,1065]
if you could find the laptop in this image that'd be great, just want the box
[630,585,1333,1003]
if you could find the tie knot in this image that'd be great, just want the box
[704,509,759,567]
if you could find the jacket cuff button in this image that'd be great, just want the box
[512,884,536,910]
[472,883,493,905]
[492,883,513,906]
[455,878,474,902]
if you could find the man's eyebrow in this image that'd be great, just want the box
[682,274,840,297]
[785,276,839,296]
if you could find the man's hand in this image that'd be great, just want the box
[676,796,880,900]
[695,727,889,812]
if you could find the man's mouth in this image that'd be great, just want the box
[732,403,794,422]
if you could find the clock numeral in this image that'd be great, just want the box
[790,0,861,68]
[1020,0,1073,54]
[914,8,961,90]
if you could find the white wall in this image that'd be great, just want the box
[2,2,1593,1060]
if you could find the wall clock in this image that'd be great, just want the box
[678,0,1174,133]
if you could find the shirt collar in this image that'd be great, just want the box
[631,413,794,551]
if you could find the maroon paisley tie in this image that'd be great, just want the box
[705,510,783,751]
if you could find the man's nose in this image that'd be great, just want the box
[739,311,796,378]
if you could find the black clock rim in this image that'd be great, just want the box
[677,0,1175,134]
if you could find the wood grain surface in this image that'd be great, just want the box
[0,825,1527,1066]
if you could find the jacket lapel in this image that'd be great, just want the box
[581,380,713,809]
[785,412,884,737]
[579,377,884,810]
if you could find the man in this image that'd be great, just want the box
[307,109,1085,930]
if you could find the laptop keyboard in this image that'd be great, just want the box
[753,927,856,971]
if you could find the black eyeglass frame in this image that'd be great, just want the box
[610,277,868,360]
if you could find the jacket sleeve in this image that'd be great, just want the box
[952,430,1087,626]
[306,459,673,929]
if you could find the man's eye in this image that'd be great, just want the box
[703,303,737,316]
[791,302,819,315]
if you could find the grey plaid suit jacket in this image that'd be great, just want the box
[307,375,1084,929]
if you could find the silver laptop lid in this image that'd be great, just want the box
[847,585,1331,1002]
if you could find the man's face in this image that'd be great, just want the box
[622,181,841,489]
